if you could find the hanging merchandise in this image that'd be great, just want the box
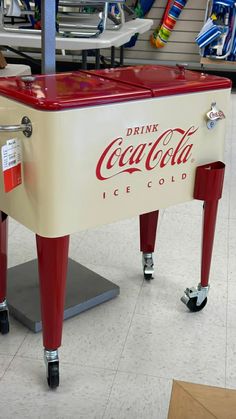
[150,0,173,47]
[151,0,188,48]
[195,18,223,49]
[19,1,59,30]
[134,0,156,18]
[125,0,155,47]
[196,0,236,61]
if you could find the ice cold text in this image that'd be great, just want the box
[102,173,187,199]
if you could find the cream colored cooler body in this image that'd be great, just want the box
[0,66,232,389]
[0,88,231,237]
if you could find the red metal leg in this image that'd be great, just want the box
[181,161,225,311]
[181,161,225,312]
[139,210,159,253]
[200,201,219,288]
[36,234,69,350]
[194,161,225,288]
[139,210,159,280]
[0,211,8,303]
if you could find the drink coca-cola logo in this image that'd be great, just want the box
[96,126,198,181]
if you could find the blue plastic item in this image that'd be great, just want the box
[196,25,223,48]
[213,0,234,7]
[197,0,236,61]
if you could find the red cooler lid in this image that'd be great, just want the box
[87,65,232,97]
[0,71,151,110]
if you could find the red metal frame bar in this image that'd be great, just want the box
[36,234,69,350]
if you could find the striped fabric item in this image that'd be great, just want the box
[196,25,223,48]
[214,0,235,6]
[196,0,236,59]
[153,0,188,48]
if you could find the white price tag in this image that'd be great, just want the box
[1,138,22,171]
[1,138,22,192]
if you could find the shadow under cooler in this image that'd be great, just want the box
[0,65,232,388]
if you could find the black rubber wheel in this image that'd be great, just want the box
[0,310,10,335]
[186,297,208,312]
[47,362,59,389]
[144,273,153,281]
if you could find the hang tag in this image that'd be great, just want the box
[1,138,22,192]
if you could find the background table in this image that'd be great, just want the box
[0,18,153,69]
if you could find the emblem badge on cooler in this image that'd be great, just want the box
[206,102,225,130]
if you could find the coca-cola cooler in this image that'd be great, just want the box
[0,65,231,388]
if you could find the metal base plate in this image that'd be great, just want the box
[7,258,120,333]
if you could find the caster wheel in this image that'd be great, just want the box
[47,362,59,389]
[0,310,9,335]
[187,297,207,312]
[142,253,154,281]
[144,273,153,281]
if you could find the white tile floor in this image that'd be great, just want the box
[0,94,236,419]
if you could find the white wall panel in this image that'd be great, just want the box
[123,0,208,66]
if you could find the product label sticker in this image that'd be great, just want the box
[1,138,22,192]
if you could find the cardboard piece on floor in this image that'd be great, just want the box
[168,380,236,419]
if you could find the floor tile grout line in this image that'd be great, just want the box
[0,355,15,382]
[5,347,227,386]
[101,369,119,419]
[224,116,233,389]
[101,369,175,419]
[102,274,146,418]
[0,329,30,381]
[225,220,230,389]
[115,278,145,372]
[107,367,226,385]
[12,329,30,359]
[7,351,119,373]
